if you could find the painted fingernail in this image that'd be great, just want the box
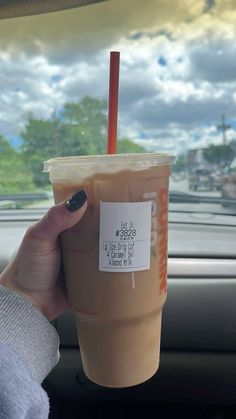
[66,190,87,212]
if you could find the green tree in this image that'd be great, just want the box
[62,96,108,155]
[229,139,236,155]
[116,139,146,154]
[21,97,147,187]
[173,153,186,173]
[21,97,108,186]
[203,144,233,166]
[0,135,14,154]
[0,135,34,194]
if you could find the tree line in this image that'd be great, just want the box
[0,97,145,194]
[1,96,236,193]
[174,142,236,173]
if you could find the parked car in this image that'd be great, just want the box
[221,171,236,205]
[222,158,236,204]
[188,167,213,191]
[211,170,224,191]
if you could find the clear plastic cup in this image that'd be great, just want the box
[44,153,175,387]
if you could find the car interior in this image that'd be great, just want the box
[0,1,236,418]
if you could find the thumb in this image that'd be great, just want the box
[31,190,88,242]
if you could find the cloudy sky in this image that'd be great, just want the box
[0,0,236,155]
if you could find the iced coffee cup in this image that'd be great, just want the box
[44,153,174,387]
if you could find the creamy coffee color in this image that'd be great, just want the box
[45,154,174,387]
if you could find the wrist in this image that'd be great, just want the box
[0,264,67,321]
[0,267,45,318]
[0,284,60,383]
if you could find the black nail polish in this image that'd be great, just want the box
[66,190,87,212]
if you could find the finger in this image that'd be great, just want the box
[29,190,88,242]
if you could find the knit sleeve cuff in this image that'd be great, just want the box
[0,285,60,383]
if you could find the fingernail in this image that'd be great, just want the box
[66,190,87,212]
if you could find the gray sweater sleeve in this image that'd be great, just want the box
[0,285,60,418]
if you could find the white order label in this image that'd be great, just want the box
[99,201,152,272]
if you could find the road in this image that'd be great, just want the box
[170,174,220,197]
[21,175,236,215]
[169,174,236,215]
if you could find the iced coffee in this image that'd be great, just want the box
[44,153,174,387]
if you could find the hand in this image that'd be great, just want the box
[0,190,87,321]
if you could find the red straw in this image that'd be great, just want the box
[107,51,120,154]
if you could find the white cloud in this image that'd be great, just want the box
[0,0,236,157]
[129,123,230,156]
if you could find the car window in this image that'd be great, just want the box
[0,0,235,219]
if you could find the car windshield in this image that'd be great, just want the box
[0,0,236,218]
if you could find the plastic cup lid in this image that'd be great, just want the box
[44,153,175,182]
